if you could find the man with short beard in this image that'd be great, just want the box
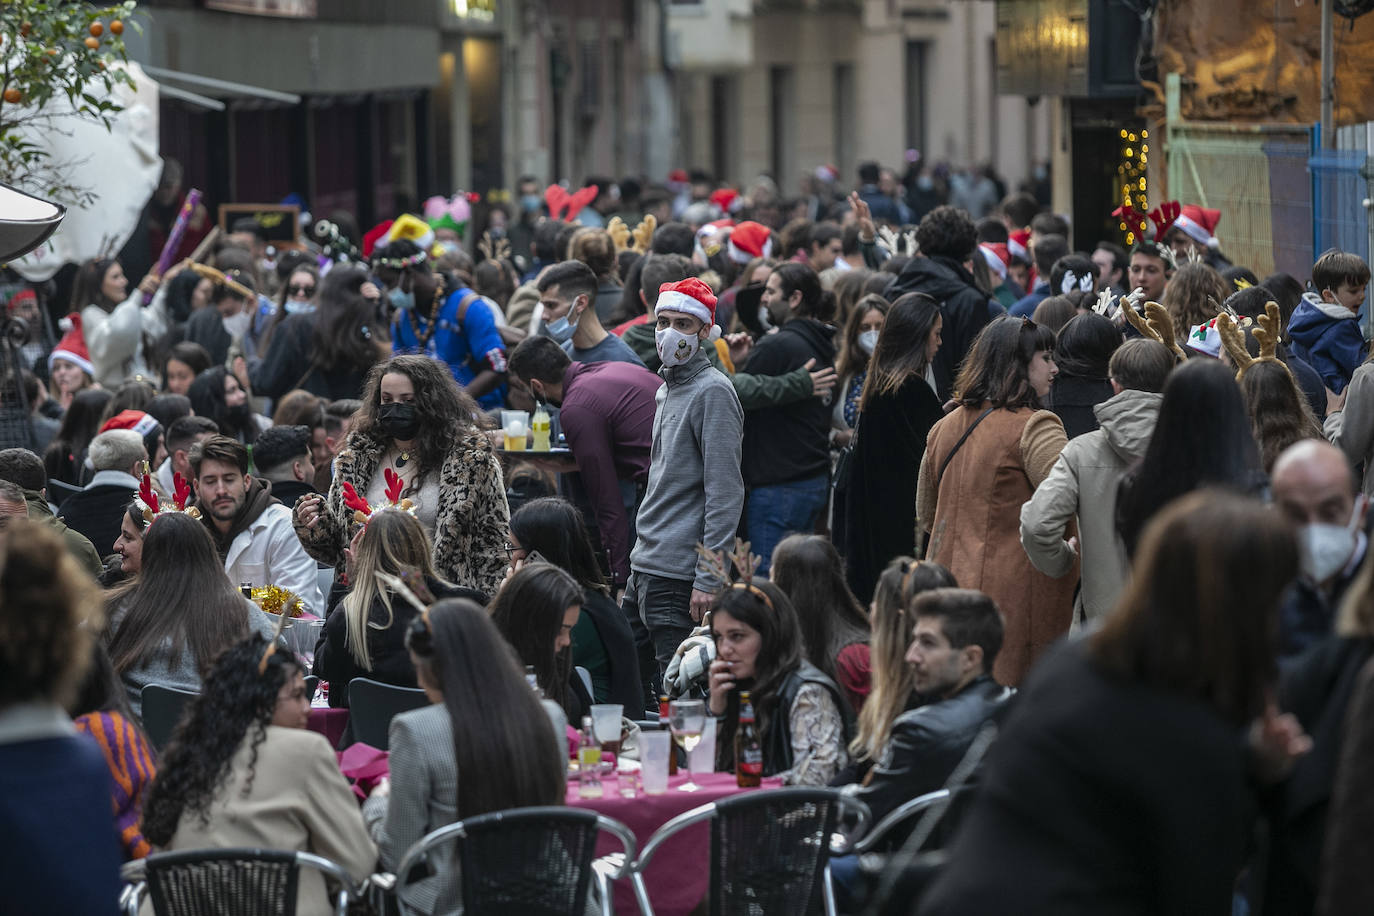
[189,434,322,614]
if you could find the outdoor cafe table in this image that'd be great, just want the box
[567,771,784,916]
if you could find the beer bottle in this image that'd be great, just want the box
[659,694,677,775]
[735,691,763,787]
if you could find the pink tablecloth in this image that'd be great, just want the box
[307,706,349,749]
[568,771,784,916]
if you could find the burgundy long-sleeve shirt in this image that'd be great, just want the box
[559,360,661,586]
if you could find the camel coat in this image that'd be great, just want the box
[916,404,1075,685]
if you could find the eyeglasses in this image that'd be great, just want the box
[288,284,316,297]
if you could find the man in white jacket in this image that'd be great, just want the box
[1019,339,1175,627]
[189,434,323,614]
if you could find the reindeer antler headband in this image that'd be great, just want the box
[1120,298,1190,363]
[342,469,416,526]
[1216,302,1286,381]
[694,538,772,609]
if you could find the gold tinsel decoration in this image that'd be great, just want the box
[252,585,305,618]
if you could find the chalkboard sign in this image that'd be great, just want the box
[218,204,302,248]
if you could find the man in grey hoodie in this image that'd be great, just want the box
[1019,339,1175,626]
[624,278,745,685]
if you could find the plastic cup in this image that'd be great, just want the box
[590,703,623,752]
[501,410,529,451]
[640,729,671,795]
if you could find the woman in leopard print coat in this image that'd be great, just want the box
[293,355,510,597]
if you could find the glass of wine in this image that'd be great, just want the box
[669,699,707,792]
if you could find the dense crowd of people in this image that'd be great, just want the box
[4,156,1374,915]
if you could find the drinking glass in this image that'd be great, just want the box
[590,703,623,773]
[500,410,529,451]
[640,729,671,795]
[668,699,707,792]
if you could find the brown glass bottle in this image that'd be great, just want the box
[659,694,677,774]
[735,691,763,787]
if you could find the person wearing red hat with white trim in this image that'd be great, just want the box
[624,277,745,680]
[1164,204,1233,271]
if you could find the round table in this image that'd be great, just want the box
[568,771,784,916]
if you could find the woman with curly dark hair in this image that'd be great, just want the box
[253,264,388,402]
[293,354,511,595]
[141,633,376,914]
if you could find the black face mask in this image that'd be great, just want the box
[377,402,421,441]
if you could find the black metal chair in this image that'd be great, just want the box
[347,677,429,750]
[849,789,950,856]
[120,848,360,916]
[631,786,871,916]
[140,683,199,751]
[303,675,319,703]
[391,806,637,916]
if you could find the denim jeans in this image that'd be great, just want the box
[621,571,695,690]
[747,473,830,575]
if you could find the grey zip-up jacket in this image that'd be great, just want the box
[631,348,745,591]
[1019,388,1161,626]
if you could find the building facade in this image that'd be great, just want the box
[669,0,1051,193]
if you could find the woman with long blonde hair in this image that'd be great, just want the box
[848,558,957,769]
[312,510,483,706]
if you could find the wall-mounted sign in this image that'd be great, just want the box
[218,203,302,247]
[452,0,496,22]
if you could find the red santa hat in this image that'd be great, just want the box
[361,220,394,258]
[6,288,36,314]
[656,277,721,340]
[49,313,93,377]
[709,188,741,214]
[728,221,773,264]
[1008,229,1031,263]
[1174,205,1222,249]
[100,409,161,438]
[978,243,1009,281]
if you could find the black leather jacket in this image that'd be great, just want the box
[856,674,1015,830]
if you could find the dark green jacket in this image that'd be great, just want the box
[25,488,103,578]
[621,323,815,411]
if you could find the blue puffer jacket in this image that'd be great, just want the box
[1288,293,1366,394]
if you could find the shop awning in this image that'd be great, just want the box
[142,65,302,106]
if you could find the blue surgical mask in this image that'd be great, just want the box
[542,301,582,344]
[388,286,415,311]
[284,299,316,315]
[521,194,542,214]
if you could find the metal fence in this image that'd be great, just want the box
[1310,122,1374,270]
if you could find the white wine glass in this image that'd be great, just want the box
[669,699,707,792]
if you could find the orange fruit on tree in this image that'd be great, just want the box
[3,88,22,104]
[84,36,100,49]
[20,22,32,37]
[110,20,124,35]
[89,22,104,37]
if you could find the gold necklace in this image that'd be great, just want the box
[398,272,446,349]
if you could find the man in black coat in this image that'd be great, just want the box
[886,206,998,401]
[740,261,835,575]
[57,429,148,560]
[251,424,319,509]
[856,588,1015,829]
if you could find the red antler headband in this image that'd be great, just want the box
[136,465,202,523]
[342,476,416,526]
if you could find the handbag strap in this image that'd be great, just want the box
[935,407,996,489]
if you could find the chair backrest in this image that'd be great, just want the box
[394,807,634,916]
[709,788,849,916]
[140,684,200,751]
[125,848,356,916]
[304,675,319,703]
[574,665,593,698]
[143,848,300,916]
[347,678,430,750]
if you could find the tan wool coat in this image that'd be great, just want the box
[916,404,1076,685]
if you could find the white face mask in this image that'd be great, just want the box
[655,326,700,367]
[222,310,252,339]
[1298,496,1365,583]
[857,329,880,355]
